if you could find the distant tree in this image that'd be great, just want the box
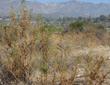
[99,15,106,21]
[69,21,84,32]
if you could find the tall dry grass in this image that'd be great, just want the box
[0,3,110,85]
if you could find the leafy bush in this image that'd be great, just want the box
[69,21,84,32]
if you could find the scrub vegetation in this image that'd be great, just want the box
[0,1,110,85]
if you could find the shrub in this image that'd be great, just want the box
[69,21,84,32]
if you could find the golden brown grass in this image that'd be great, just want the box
[0,6,110,85]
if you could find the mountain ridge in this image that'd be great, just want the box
[0,0,110,17]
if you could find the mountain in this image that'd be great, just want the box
[0,0,110,17]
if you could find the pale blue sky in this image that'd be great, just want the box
[28,0,110,3]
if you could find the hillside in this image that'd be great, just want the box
[0,0,110,17]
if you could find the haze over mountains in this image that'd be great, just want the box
[0,0,110,18]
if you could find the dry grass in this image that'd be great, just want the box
[0,6,110,85]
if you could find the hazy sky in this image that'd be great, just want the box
[28,0,110,3]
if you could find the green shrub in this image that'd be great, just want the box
[69,21,84,32]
